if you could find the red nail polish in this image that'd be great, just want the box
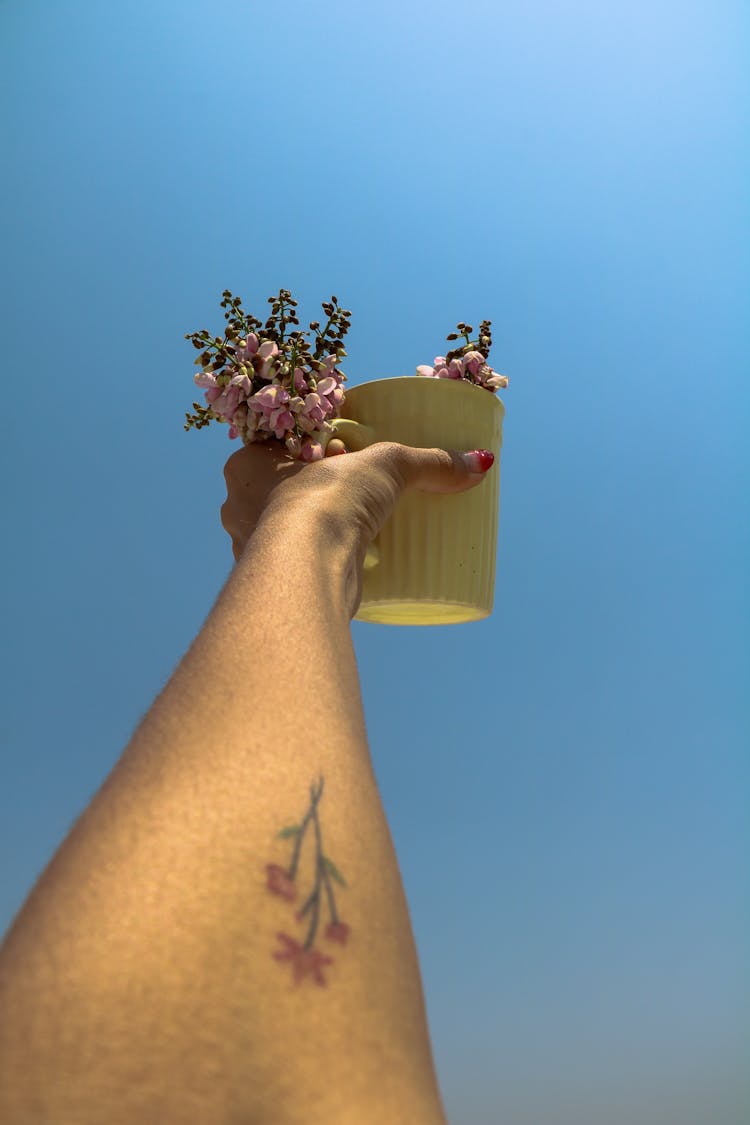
[465,449,495,473]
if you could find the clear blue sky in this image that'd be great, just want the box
[2,2,748,1121]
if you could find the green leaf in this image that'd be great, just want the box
[277,825,301,839]
[323,856,347,887]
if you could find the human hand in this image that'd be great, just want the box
[221,438,495,569]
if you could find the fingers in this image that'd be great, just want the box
[366,442,495,496]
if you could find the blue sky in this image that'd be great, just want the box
[2,1,748,1121]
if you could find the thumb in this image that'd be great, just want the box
[393,445,496,495]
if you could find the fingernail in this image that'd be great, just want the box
[461,449,495,473]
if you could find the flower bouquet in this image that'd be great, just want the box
[185,288,510,625]
[185,288,508,461]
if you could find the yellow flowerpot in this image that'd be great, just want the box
[331,376,505,626]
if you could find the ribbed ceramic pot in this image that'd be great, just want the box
[335,376,505,626]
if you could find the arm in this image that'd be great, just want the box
[0,440,493,1124]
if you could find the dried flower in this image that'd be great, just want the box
[185,291,509,456]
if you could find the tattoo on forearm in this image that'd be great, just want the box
[265,776,350,986]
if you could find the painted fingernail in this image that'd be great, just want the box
[461,449,495,473]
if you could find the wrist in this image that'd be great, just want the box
[240,500,364,620]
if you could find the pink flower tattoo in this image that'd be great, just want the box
[264,777,350,986]
[265,864,296,902]
[272,934,334,985]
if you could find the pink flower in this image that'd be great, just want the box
[294,367,309,393]
[325,921,350,945]
[209,384,243,421]
[462,350,485,377]
[256,340,279,380]
[297,392,328,433]
[230,367,253,394]
[248,383,286,409]
[417,359,460,379]
[316,376,345,414]
[317,353,340,376]
[416,352,504,393]
[266,864,296,902]
[234,333,259,362]
[274,410,295,437]
[248,384,294,439]
[273,932,333,986]
[300,436,324,462]
[194,370,219,389]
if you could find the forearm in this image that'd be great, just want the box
[0,507,446,1124]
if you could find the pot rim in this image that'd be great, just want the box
[344,374,505,415]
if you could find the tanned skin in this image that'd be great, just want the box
[0,438,492,1124]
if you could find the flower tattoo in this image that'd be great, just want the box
[265,777,349,986]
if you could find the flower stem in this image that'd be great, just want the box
[322,864,338,925]
[287,778,324,880]
[314,312,337,360]
[303,780,327,949]
[297,888,318,918]
[304,887,320,950]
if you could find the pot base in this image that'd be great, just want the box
[353,599,491,626]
